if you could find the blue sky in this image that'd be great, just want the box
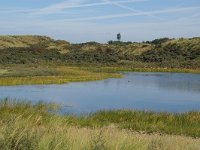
[0,0,200,43]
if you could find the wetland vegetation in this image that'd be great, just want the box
[0,35,199,85]
[0,65,121,86]
[0,35,200,149]
[0,99,200,150]
[1,64,200,86]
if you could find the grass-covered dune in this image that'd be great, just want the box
[0,35,200,69]
[0,35,70,53]
[0,99,200,149]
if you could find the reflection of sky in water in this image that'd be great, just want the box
[0,72,200,114]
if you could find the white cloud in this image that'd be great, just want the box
[102,0,163,20]
[0,0,148,15]
[37,0,89,14]
[56,6,200,21]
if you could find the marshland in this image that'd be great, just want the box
[0,99,200,150]
[0,36,200,149]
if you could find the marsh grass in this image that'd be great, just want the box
[0,99,200,149]
[0,64,200,86]
[79,65,200,74]
[67,110,200,138]
[0,69,8,75]
[0,65,121,86]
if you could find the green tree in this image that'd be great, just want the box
[117,33,121,41]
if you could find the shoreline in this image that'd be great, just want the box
[0,99,200,138]
[0,65,199,86]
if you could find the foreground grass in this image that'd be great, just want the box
[0,64,200,86]
[0,99,200,150]
[73,110,200,138]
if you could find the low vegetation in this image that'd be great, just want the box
[1,64,200,86]
[0,65,121,85]
[0,36,199,69]
[0,99,200,150]
[73,110,200,138]
[139,38,200,68]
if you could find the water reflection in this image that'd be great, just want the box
[123,72,200,93]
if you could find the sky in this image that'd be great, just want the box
[0,0,200,43]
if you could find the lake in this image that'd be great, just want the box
[0,72,200,114]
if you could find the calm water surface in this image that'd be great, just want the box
[0,72,200,114]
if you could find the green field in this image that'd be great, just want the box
[0,99,200,150]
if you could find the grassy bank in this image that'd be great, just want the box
[0,65,121,86]
[78,65,200,74]
[72,110,200,137]
[0,64,200,86]
[0,99,200,149]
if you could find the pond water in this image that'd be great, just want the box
[0,72,200,114]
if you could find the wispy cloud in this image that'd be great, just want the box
[0,0,88,14]
[58,6,200,21]
[37,0,89,14]
[102,0,163,20]
[1,17,199,43]
[0,0,148,15]
[33,0,147,15]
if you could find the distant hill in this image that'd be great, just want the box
[139,37,200,68]
[0,35,52,48]
[0,35,70,53]
[0,35,199,68]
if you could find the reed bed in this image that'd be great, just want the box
[0,99,200,150]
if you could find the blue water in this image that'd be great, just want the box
[0,72,200,114]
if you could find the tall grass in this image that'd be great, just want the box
[0,99,200,149]
[70,110,200,137]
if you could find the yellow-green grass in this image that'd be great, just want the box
[0,69,8,75]
[74,110,200,138]
[0,35,55,49]
[78,65,200,74]
[1,121,200,150]
[0,100,200,150]
[0,65,121,86]
[0,64,199,86]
